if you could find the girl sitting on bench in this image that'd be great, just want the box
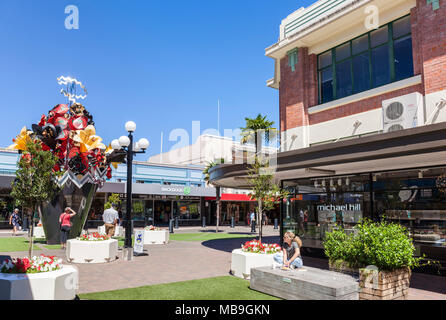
[274,231,303,269]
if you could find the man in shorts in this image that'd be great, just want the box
[103,203,119,237]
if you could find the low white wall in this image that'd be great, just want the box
[66,239,118,264]
[143,230,169,244]
[230,249,276,279]
[0,265,78,300]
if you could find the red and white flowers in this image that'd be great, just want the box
[144,225,161,231]
[0,255,62,274]
[241,240,281,254]
[78,232,110,241]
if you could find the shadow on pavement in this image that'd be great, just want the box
[201,236,280,253]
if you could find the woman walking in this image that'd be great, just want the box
[9,208,20,236]
[59,207,77,249]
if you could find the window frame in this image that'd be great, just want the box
[317,15,413,105]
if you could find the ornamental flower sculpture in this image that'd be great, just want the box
[7,77,127,245]
[0,255,62,274]
[78,232,110,241]
[145,225,162,231]
[241,239,281,254]
[8,102,113,179]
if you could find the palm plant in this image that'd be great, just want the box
[203,158,225,233]
[240,114,276,155]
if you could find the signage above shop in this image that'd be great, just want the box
[317,204,361,211]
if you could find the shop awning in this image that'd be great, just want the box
[209,122,446,188]
[205,193,255,202]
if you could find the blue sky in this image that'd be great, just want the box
[0,0,313,161]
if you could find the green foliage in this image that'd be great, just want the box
[247,157,288,241]
[240,114,276,152]
[104,193,122,210]
[324,219,425,271]
[10,140,60,210]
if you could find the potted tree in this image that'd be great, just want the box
[324,219,432,300]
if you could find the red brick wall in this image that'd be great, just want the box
[279,48,317,132]
[309,84,424,125]
[279,1,446,131]
[412,0,446,94]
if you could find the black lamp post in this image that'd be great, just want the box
[111,121,150,260]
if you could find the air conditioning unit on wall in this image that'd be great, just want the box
[382,92,425,133]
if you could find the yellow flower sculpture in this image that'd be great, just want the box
[72,125,106,153]
[7,127,33,151]
[104,144,119,169]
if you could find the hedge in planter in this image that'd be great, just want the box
[323,219,424,300]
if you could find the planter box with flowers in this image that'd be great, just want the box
[143,226,169,245]
[324,219,429,300]
[0,255,78,300]
[98,225,124,237]
[33,226,46,239]
[231,240,281,279]
[66,232,118,264]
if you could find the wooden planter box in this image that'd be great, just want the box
[359,267,411,300]
[329,260,359,277]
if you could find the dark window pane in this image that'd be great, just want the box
[319,51,332,69]
[319,68,333,103]
[372,44,390,87]
[371,26,388,47]
[394,35,414,81]
[353,53,370,93]
[352,35,368,55]
[336,60,352,99]
[336,43,351,61]
[393,16,411,39]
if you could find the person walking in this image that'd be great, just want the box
[59,207,77,249]
[9,208,20,236]
[250,211,256,232]
[103,203,119,237]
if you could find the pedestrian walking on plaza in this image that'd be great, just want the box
[59,207,77,249]
[103,203,119,237]
[9,208,20,236]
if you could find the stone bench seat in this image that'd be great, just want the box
[250,266,359,300]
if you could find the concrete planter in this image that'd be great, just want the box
[66,239,118,264]
[98,225,124,237]
[33,226,46,239]
[230,249,276,279]
[143,230,169,244]
[359,267,411,300]
[0,265,78,300]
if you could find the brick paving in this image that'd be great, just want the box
[1,226,445,299]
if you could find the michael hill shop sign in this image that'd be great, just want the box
[317,204,362,211]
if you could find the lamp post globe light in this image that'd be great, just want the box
[112,121,149,261]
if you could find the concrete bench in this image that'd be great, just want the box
[250,266,359,300]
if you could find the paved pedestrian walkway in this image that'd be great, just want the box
[1,227,445,300]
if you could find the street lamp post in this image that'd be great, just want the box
[112,121,150,261]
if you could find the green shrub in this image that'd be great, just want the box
[104,193,121,210]
[324,219,423,271]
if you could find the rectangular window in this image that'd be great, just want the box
[317,15,414,104]
[319,68,333,103]
[288,48,298,72]
[352,53,370,93]
[336,60,352,98]
[371,44,390,87]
